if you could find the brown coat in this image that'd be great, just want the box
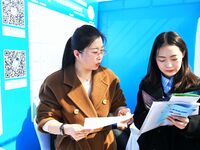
[36,65,127,150]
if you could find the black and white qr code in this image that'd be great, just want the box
[2,0,25,27]
[4,50,26,79]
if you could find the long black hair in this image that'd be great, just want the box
[61,25,105,70]
[144,31,199,91]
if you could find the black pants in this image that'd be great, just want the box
[113,128,130,150]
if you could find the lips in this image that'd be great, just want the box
[165,70,174,73]
[96,63,100,67]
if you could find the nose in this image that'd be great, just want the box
[96,55,102,61]
[97,54,104,61]
[165,60,173,68]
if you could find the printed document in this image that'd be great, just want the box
[140,92,200,134]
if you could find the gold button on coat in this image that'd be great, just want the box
[102,99,107,105]
[73,109,79,115]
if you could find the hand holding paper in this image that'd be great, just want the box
[157,101,199,125]
[139,92,200,134]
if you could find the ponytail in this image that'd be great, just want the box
[61,37,75,70]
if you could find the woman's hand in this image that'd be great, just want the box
[64,124,92,141]
[116,107,134,130]
[167,115,189,129]
[117,107,131,116]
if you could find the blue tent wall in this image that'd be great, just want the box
[98,0,200,112]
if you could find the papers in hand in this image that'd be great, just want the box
[140,91,200,134]
[84,113,133,130]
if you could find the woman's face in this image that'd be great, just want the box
[76,37,105,71]
[156,45,184,78]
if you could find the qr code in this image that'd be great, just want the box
[2,0,25,27]
[4,50,26,79]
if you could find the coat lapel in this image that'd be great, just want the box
[90,67,109,109]
[63,66,98,117]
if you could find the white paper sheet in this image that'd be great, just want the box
[84,113,133,129]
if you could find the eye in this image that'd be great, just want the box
[158,59,165,62]
[91,51,98,54]
[171,58,178,61]
[100,50,105,54]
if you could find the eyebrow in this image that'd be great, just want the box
[89,47,104,50]
[157,54,177,58]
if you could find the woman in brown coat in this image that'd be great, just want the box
[36,25,131,150]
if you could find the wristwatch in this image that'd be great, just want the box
[59,123,65,135]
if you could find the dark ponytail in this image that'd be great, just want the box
[61,37,75,70]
